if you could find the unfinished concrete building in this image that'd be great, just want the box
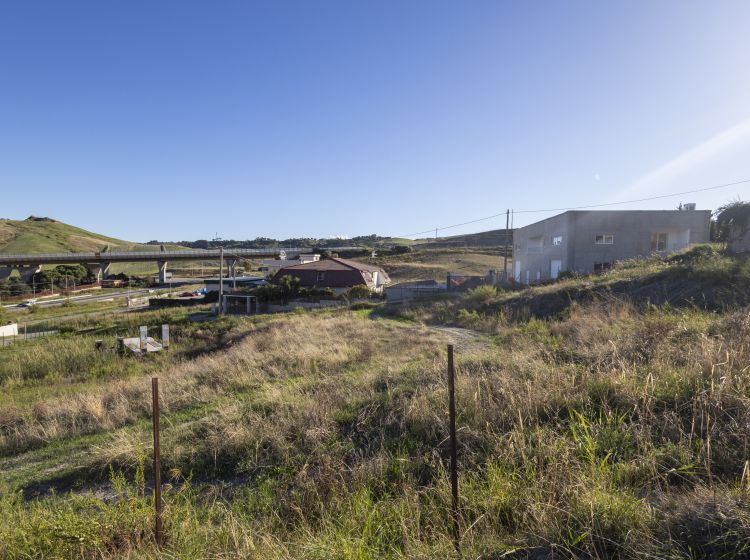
[513,208,711,283]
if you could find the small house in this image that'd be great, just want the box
[271,258,390,294]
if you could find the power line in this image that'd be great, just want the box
[393,177,750,239]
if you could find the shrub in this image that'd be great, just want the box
[345,284,372,300]
[389,245,412,255]
[466,284,497,304]
[558,269,582,281]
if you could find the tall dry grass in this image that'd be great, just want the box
[2,302,750,558]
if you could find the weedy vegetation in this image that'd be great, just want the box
[1,245,750,559]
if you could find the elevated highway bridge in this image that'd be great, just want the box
[0,247,364,283]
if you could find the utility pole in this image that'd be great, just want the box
[218,247,224,314]
[502,209,510,281]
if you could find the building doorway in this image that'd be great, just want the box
[550,259,562,280]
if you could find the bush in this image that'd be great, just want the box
[389,245,412,255]
[558,270,582,281]
[345,284,372,300]
[466,284,497,304]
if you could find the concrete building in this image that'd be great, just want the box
[513,209,711,283]
[221,294,258,315]
[271,258,390,294]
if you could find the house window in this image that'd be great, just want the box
[595,234,614,245]
[552,235,563,246]
[594,262,613,272]
[316,272,325,282]
[650,232,667,251]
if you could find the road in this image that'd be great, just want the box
[2,288,155,310]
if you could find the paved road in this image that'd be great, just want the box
[2,289,154,310]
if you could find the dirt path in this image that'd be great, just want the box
[425,324,488,352]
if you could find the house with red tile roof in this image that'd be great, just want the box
[270,257,390,294]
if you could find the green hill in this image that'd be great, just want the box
[412,228,512,249]
[0,217,189,275]
[0,216,168,254]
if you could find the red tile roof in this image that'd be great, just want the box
[270,258,390,289]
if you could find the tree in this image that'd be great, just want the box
[279,275,301,303]
[7,277,30,296]
[713,201,750,243]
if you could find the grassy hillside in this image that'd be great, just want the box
[0,217,187,275]
[413,227,512,249]
[377,247,509,283]
[2,246,750,558]
[0,216,187,255]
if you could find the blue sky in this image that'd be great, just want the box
[1,1,749,241]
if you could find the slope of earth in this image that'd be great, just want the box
[0,217,183,254]
[377,247,509,283]
[0,217,188,275]
[3,252,750,559]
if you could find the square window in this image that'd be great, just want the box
[650,233,667,251]
[595,234,614,245]
[552,235,563,246]
[316,272,325,282]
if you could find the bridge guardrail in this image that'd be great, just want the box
[0,247,364,264]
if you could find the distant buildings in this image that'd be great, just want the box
[271,257,390,294]
[260,253,320,274]
[513,208,711,283]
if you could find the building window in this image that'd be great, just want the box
[552,235,563,246]
[651,232,667,251]
[316,272,325,282]
[594,262,613,272]
[595,234,614,245]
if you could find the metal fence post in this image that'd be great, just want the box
[151,377,163,547]
[447,344,460,554]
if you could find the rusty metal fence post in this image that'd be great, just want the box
[151,377,163,547]
[447,344,460,554]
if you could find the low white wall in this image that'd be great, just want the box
[0,323,19,337]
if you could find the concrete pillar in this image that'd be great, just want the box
[157,261,168,283]
[85,263,103,283]
[227,259,238,279]
[102,262,111,280]
[0,267,12,281]
[18,265,41,284]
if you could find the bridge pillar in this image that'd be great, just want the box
[85,263,103,283]
[226,259,238,279]
[157,261,168,283]
[18,265,41,284]
[101,262,111,280]
[0,267,12,281]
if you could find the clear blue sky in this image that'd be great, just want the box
[2,1,750,241]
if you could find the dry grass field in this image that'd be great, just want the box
[1,245,750,559]
[377,247,508,283]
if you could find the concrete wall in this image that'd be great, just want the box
[0,323,19,337]
[728,228,750,254]
[386,285,446,303]
[513,212,573,283]
[514,210,711,282]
